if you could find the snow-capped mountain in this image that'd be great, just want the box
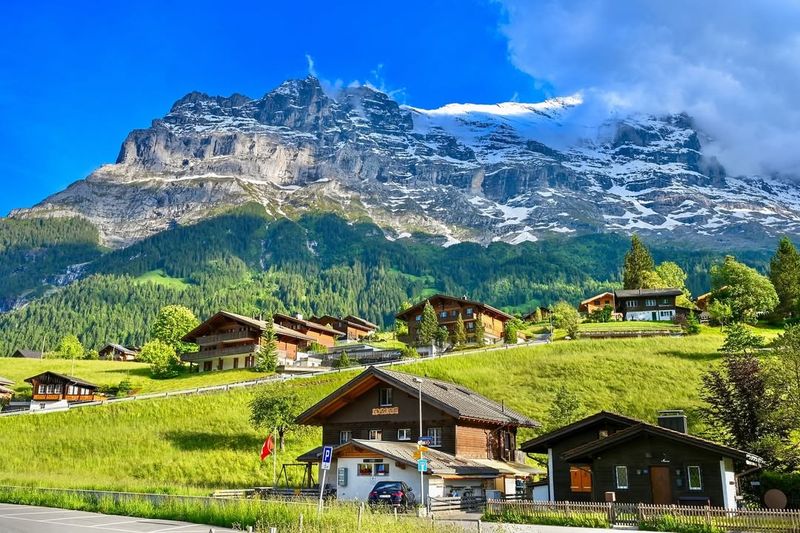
[12,76,800,249]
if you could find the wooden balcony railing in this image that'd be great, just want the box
[182,344,260,361]
[195,330,258,346]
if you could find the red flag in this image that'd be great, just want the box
[260,435,274,461]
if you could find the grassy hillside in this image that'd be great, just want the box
[0,334,726,494]
[0,358,273,396]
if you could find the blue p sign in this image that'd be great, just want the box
[321,445,333,471]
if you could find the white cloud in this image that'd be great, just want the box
[498,0,800,177]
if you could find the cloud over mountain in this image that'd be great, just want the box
[498,0,800,177]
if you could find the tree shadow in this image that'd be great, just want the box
[661,350,720,362]
[163,430,262,452]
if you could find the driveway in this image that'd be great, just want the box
[0,503,241,532]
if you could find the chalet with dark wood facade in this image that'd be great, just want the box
[180,311,316,372]
[296,366,541,502]
[24,372,102,408]
[521,411,762,509]
[273,313,340,349]
[310,315,378,341]
[0,376,14,403]
[396,294,513,344]
[522,306,552,323]
[98,344,139,362]
[614,288,687,322]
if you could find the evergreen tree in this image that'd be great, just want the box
[623,235,655,289]
[435,326,449,348]
[334,350,353,368]
[684,312,701,335]
[454,315,467,347]
[256,314,278,372]
[769,237,800,319]
[418,301,438,345]
[474,320,486,347]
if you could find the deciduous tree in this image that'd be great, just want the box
[250,384,303,450]
[54,334,84,360]
[553,301,580,338]
[150,305,199,354]
[546,385,584,432]
[139,339,181,378]
[711,256,778,324]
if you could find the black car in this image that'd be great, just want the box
[367,481,417,509]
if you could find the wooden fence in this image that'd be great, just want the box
[429,495,486,513]
[485,500,800,532]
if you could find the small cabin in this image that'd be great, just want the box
[98,344,139,362]
[24,371,101,403]
[10,349,43,359]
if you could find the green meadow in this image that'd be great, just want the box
[0,333,731,494]
[0,358,274,396]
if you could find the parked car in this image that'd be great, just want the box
[368,481,417,509]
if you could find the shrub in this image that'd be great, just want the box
[483,509,609,528]
[640,514,723,533]
[400,345,420,359]
[139,340,181,378]
[333,351,354,368]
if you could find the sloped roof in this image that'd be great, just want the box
[0,376,13,386]
[23,371,97,389]
[614,288,683,298]
[100,344,138,356]
[395,294,513,321]
[334,439,504,476]
[296,366,539,428]
[182,310,315,343]
[12,349,43,359]
[0,385,13,395]
[520,411,641,453]
[579,292,615,306]
[274,313,341,336]
[343,315,379,330]
[562,422,764,465]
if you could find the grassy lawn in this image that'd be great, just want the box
[362,331,406,350]
[0,358,273,396]
[578,321,681,332]
[133,269,190,289]
[0,332,729,494]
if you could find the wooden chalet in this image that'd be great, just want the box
[614,288,688,322]
[273,313,340,349]
[180,310,316,372]
[296,366,541,501]
[24,371,101,403]
[578,292,616,314]
[98,344,139,362]
[0,376,14,403]
[395,294,513,344]
[310,315,378,341]
[521,411,762,509]
[11,349,43,359]
[522,306,552,322]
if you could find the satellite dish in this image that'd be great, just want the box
[764,488,788,509]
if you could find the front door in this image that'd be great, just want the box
[650,466,672,504]
[651,311,658,321]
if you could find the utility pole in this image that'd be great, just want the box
[414,377,424,510]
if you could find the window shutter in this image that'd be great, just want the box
[570,468,581,491]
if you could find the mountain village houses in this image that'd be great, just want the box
[395,294,514,345]
[578,288,690,322]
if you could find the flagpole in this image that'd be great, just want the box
[272,428,277,487]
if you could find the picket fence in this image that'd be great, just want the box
[485,499,800,532]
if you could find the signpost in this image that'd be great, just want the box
[318,445,333,514]
[417,458,428,472]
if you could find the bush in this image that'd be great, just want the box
[483,509,608,528]
[400,345,420,359]
[333,351,354,368]
[760,470,800,508]
[139,340,181,378]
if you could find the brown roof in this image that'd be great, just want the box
[562,421,764,466]
[182,310,315,343]
[395,294,513,321]
[12,349,43,359]
[23,371,98,390]
[614,288,683,298]
[99,344,138,356]
[579,292,615,306]
[296,366,539,428]
[343,315,379,330]
[520,411,641,453]
[0,376,13,386]
[273,313,341,336]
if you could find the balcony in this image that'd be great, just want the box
[182,344,260,362]
[195,330,259,346]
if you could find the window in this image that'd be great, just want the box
[397,428,411,441]
[687,466,702,490]
[374,463,390,476]
[244,356,254,368]
[467,322,474,330]
[379,388,393,407]
[626,300,637,308]
[645,299,657,307]
[415,315,421,322]
[466,307,473,316]
[659,310,673,318]
[427,427,442,447]
[203,361,213,372]
[369,429,382,441]
[233,358,239,369]
[339,430,352,444]
[659,298,670,305]
[357,463,373,476]
[615,466,629,489]
[440,311,448,319]
[38,385,46,394]
[570,466,592,493]
[53,384,63,394]
[451,310,458,317]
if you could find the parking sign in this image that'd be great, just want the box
[417,458,428,472]
[321,445,333,471]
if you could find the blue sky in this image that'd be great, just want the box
[2,0,800,215]
[0,0,545,215]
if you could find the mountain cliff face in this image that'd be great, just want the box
[12,76,800,248]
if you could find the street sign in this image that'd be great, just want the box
[418,436,433,446]
[321,445,333,471]
[418,445,429,453]
[413,450,421,460]
[417,458,428,472]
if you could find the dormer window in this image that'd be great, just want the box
[379,388,393,407]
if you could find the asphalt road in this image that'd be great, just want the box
[0,503,241,532]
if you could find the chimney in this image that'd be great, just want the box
[657,410,687,434]
[295,313,303,320]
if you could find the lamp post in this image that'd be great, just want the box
[413,377,424,511]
